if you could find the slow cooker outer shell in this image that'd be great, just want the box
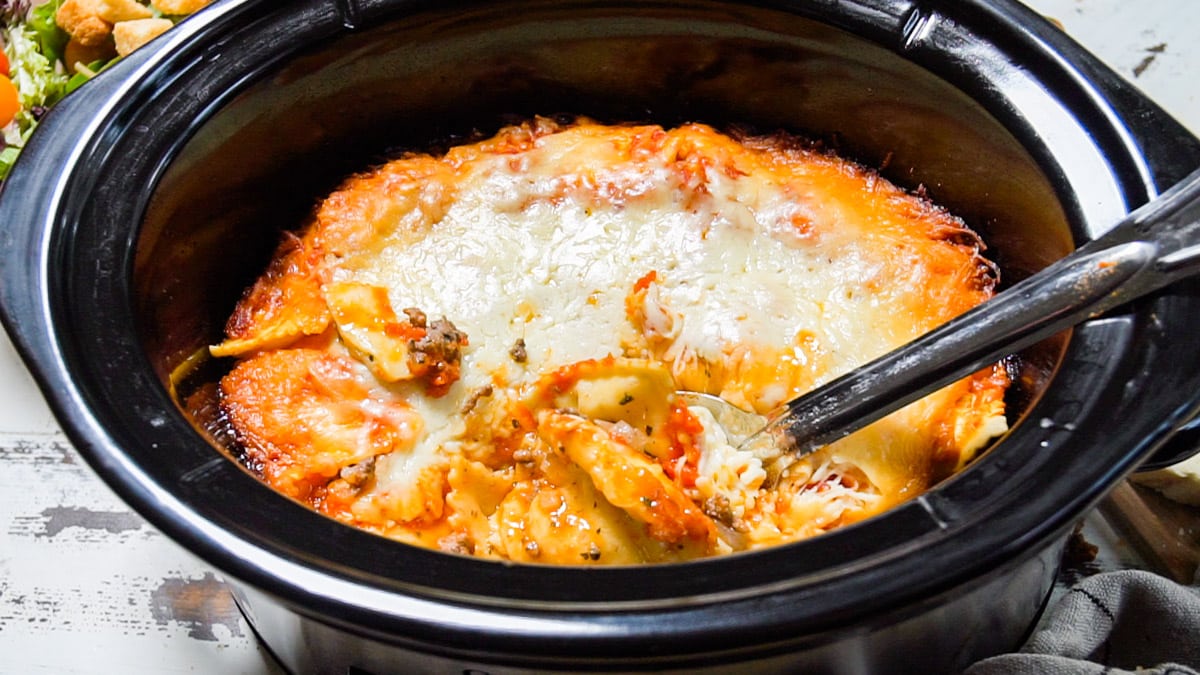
[231,538,1066,673]
[110,0,1090,608]
[2,0,1200,672]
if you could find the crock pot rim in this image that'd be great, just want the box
[3,0,1200,657]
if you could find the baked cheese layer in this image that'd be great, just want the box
[213,118,1009,564]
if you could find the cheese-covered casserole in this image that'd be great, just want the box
[212,118,1010,564]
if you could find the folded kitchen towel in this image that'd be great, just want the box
[966,569,1200,675]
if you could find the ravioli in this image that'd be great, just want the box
[213,117,1009,564]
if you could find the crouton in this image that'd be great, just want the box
[97,0,154,23]
[63,37,117,72]
[152,0,212,15]
[56,0,114,48]
[112,18,173,57]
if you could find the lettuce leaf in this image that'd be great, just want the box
[5,23,69,112]
[28,1,68,64]
[0,145,20,178]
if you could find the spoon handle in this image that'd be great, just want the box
[765,165,1200,457]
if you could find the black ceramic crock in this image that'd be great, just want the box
[2,0,1200,673]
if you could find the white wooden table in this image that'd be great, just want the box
[1,1,1197,672]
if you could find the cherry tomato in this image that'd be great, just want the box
[0,50,9,77]
[0,75,19,128]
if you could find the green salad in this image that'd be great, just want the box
[1,0,208,183]
[1,2,74,180]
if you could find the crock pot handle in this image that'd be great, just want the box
[1078,47,1200,471]
[1138,415,1200,471]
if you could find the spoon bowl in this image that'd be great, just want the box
[674,392,764,447]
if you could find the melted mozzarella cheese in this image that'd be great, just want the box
[215,118,1008,564]
[350,166,817,382]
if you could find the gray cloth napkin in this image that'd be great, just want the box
[967,570,1200,675]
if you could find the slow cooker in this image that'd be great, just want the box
[2,0,1199,672]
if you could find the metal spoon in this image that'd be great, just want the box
[678,165,1200,466]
